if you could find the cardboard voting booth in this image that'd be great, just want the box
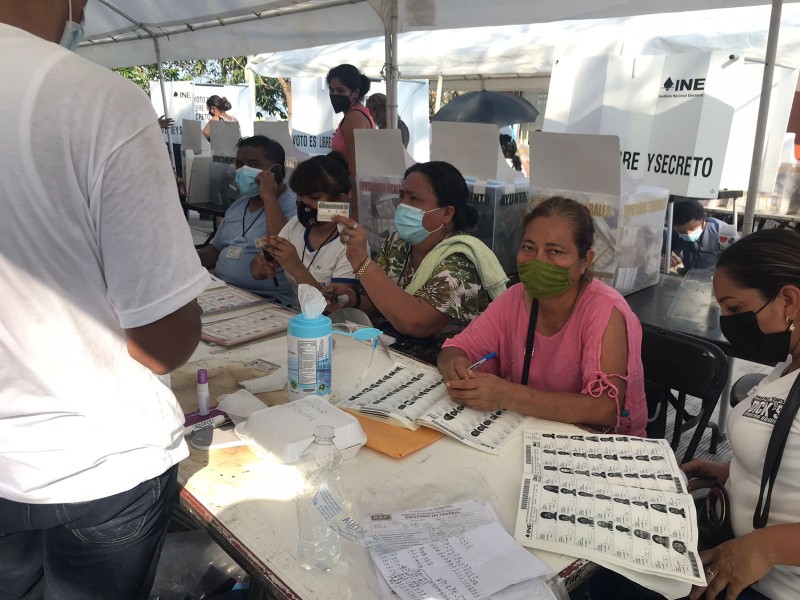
[530,132,669,295]
[356,124,530,274]
[431,122,530,274]
[253,121,311,170]
[355,129,409,257]
[209,121,242,206]
[545,52,798,199]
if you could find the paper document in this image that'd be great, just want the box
[514,431,705,587]
[201,305,293,346]
[197,287,265,315]
[368,500,554,600]
[374,522,548,600]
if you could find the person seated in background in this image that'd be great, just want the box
[366,92,410,148]
[499,133,523,172]
[438,196,647,435]
[250,152,359,308]
[202,95,238,141]
[325,161,508,364]
[198,135,296,304]
[667,199,725,271]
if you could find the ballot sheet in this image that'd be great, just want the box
[514,431,705,587]
[335,363,524,454]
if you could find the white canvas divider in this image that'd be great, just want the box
[253,121,311,168]
[530,132,668,295]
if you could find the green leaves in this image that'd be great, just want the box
[114,57,288,119]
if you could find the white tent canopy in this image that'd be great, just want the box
[79,0,797,68]
[249,5,800,92]
[78,0,799,234]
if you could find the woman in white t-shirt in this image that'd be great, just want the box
[681,229,800,600]
[250,151,358,308]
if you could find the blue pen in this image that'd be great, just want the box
[468,352,497,370]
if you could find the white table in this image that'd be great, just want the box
[174,331,593,599]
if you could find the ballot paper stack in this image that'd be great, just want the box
[514,431,706,600]
[366,500,558,600]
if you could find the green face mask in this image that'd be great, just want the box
[518,259,575,299]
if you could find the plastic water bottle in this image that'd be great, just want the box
[296,425,343,571]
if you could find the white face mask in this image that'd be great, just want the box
[59,0,85,52]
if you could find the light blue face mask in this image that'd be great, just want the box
[235,165,262,198]
[59,0,85,52]
[394,204,442,246]
[678,226,703,243]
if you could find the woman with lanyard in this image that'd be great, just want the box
[198,135,296,304]
[251,152,359,308]
[326,64,375,219]
[438,196,648,436]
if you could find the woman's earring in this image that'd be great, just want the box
[787,317,796,332]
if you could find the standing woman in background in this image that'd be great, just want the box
[327,64,375,219]
[202,95,239,141]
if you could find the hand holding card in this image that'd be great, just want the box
[318,201,350,222]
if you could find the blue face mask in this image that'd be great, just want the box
[59,0,85,52]
[394,204,442,246]
[678,226,703,243]
[235,166,262,198]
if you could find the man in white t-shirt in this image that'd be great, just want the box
[0,2,210,598]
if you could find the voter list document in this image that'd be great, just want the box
[369,500,555,600]
[336,363,524,454]
[513,431,705,588]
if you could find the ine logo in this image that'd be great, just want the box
[662,77,706,92]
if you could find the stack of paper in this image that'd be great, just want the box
[367,500,556,600]
[514,431,706,599]
[335,362,524,454]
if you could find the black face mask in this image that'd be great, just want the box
[719,298,792,364]
[297,201,319,229]
[330,94,351,114]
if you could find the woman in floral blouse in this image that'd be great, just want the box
[325,161,508,363]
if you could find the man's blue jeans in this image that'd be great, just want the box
[0,465,179,600]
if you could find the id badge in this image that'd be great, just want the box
[225,239,247,260]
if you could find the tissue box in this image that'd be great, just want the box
[236,395,366,463]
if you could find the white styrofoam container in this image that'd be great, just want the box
[235,395,366,463]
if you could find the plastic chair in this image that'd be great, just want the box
[641,323,729,463]
[730,373,767,407]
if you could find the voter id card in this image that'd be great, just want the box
[317,201,349,222]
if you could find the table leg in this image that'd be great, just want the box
[716,356,734,439]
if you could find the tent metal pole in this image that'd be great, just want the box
[154,37,177,174]
[94,1,176,174]
[153,37,177,175]
[435,75,443,113]
[384,0,399,130]
[743,0,782,236]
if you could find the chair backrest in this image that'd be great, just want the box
[641,323,729,435]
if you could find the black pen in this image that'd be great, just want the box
[262,249,280,287]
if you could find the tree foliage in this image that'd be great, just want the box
[114,57,289,118]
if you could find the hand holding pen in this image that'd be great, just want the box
[262,249,280,287]
[467,352,497,372]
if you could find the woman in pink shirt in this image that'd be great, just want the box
[326,64,375,218]
[438,196,647,436]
